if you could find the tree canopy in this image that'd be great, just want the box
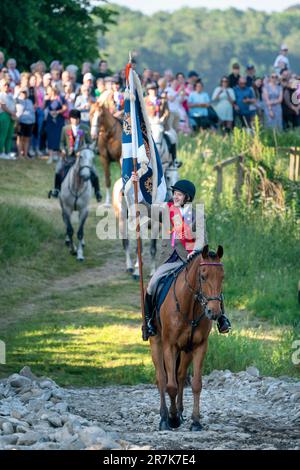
[102,4,300,91]
[0,0,117,68]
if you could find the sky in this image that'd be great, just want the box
[108,0,297,15]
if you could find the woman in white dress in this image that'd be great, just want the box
[212,76,235,132]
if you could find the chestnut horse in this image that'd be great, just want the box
[90,102,122,206]
[150,244,224,431]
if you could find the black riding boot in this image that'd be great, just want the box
[170,143,182,168]
[91,171,102,202]
[217,299,231,334]
[48,173,61,198]
[142,292,157,341]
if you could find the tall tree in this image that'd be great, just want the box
[101,5,300,93]
[0,0,117,69]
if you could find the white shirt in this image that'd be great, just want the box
[0,92,16,114]
[71,124,80,136]
[274,54,290,71]
[166,87,181,114]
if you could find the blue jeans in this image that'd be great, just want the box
[31,107,44,150]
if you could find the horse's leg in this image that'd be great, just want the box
[163,342,179,429]
[176,351,193,425]
[190,340,208,431]
[62,208,76,255]
[100,154,111,206]
[149,335,170,431]
[132,239,142,280]
[76,208,88,261]
[123,238,133,273]
[150,239,157,277]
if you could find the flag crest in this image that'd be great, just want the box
[122,67,166,206]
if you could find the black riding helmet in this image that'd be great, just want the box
[69,109,81,120]
[171,180,196,202]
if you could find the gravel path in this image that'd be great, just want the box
[65,367,300,450]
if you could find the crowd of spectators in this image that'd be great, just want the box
[0,45,299,161]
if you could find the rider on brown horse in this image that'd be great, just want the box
[139,178,231,338]
[48,109,102,202]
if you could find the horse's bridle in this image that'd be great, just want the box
[174,258,224,323]
[187,261,224,318]
[68,153,93,201]
[91,109,119,139]
[172,257,224,352]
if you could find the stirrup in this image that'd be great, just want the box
[142,322,157,341]
[49,189,59,199]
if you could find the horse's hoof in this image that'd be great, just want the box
[190,421,203,432]
[77,257,84,262]
[65,240,70,246]
[104,203,111,208]
[159,419,172,431]
[168,414,182,429]
[70,250,77,256]
[132,274,140,281]
[126,268,134,274]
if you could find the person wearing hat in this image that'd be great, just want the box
[49,108,102,202]
[245,64,256,88]
[145,82,182,167]
[228,63,240,89]
[131,173,231,338]
[274,44,290,75]
[145,81,169,122]
[187,70,199,87]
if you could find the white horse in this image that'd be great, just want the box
[59,148,94,261]
[150,120,179,199]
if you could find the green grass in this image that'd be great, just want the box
[207,207,300,327]
[0,204,56,265]
[0,136,299,386]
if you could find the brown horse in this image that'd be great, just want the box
[150,244,224,431]
[90,102,122,206]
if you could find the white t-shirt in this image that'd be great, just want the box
[0,92,16,114]
[71,124,80,136]
[274,54,290,71]
[166,87,181,114]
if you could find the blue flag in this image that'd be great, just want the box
[122,67,166,206]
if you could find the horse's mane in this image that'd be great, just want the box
[186,248,218,265]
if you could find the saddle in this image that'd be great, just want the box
[153,264,185,325]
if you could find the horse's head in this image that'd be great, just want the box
[165,166,179,192]
[199,244,224,321]
[90,102,106,139]
[78,148,94,181]
[150,120,164,146]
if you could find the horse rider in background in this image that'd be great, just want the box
[145,81,182,168]
[48,109,102,202]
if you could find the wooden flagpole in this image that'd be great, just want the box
[126,53,147,341]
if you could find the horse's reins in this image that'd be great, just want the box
[68,157,93,210]
[92,110,120,140]
[173,258,224,352]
